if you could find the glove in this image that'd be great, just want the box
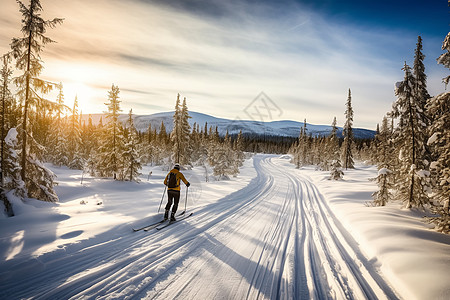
[186,182,190,187]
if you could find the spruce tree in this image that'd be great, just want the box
[11,0,62,180]
[1,54,14,188]
[48,86,69,167]
[425,26,450,233]
[123,109,142,182]
[3,129,27,202]
[413,36,430,111]
[171,94,191,165]
[393,63,430,208]
[342,88,355,169]
[1,55,15,215]
[68,96,83,169]
[171,94,182,163]
[371,116,394,206]
[97,84,123,179]
[11,0,62,201]
[180,97,192,164]
[329,117,343,180]
[234,130,245,168]
[437,29,450,86]
[426,92,449,233]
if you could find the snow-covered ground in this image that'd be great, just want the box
[0,155,449,299]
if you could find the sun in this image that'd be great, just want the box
[47,62,105,114]
[63,81,95,112]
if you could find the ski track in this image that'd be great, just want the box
[0,155,399,299]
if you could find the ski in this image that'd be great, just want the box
[144,220,169,231]
[156,213,193,231]
[133,219,165,232]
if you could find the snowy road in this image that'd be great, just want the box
[1,155,399,299]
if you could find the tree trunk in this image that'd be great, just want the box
[20,3,35,184]
[407,96,416,208]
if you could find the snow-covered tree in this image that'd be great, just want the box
[3,128,26,200]
[1,54,14,188]
[371,116,394,206]
[234,130,245,168]
[393,63,430,208]
[67,96,83,169]
[122,109,142,182]
[425,26,450,233]
[47,83,68,166]
[11,0,62,184]
[426,92,449,233]
[437,30,450,86]
[209,131,238,179]
[413,36,431,112]
[11,0,62,202]
[329,117,343,180]
[342,88,354,169]
[171,94,191,165]
[96,84,124,179]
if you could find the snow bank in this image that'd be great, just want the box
[299,163,450,300]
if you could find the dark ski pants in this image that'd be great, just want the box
[165,190,181,213]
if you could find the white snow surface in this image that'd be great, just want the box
[0,155,449,299]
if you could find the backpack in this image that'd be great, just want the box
[167,172,178,188]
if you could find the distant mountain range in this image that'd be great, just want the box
[82,111,375,139]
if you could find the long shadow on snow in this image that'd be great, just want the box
[0,156,271,299]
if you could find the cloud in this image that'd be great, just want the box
[1,0,446,129]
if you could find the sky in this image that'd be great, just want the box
[0,0,448,129]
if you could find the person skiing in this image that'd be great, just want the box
[163,163,190,221]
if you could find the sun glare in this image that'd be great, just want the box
[63,81,94,112]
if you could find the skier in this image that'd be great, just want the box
[163,163,190,221]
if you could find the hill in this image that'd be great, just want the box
[82,111,375,139]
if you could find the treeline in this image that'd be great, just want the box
[288,89,358,181]
[371,34,449,234]
[287,33,449,234]
[0,0,246,217]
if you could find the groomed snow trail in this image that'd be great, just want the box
[1,155,399,299]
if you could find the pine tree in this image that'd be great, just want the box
[3,128,26,198]
[1,55,15,215]
[342,88,355,169]
[180,97,192,164]
[159,121,168,143]
[437,26,450,87]
[171,94,191,165]
[426,92,449,233]
[329,117,343,180]
[51,123,69,167]
[67,96,83,169]
[413,36,430,111]
[96,84,123,179]
[123,109,142,182]
[371,116,394,206]
[393,63,430,208]
[171,94,182,163]
[209,131,238,179]
[1,54,14,188]
[47,83,68,166]
[11,0,62,201]
[425,26,450,233]
[234,130,245,168]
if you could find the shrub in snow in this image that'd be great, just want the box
[371,168,394,206]
[329,159,344,180]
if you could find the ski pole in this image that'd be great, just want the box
[158,185,167,213]
[184,186,188,212]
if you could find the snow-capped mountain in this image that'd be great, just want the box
[83,111,375,139]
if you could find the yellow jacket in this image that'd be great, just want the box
[164,169,189,191]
